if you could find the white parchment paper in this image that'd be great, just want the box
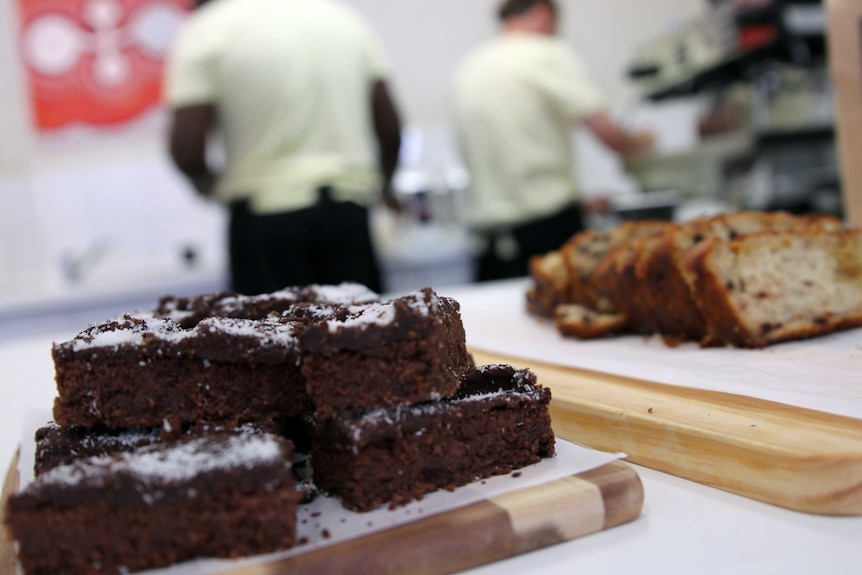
[441,279,862,421]
[15,408,622,575]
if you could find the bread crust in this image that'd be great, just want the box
[526,250,570,318]
[685,229,862,347]
[554,304,628,339]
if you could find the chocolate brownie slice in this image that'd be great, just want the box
[53,313,308,427]
[310,364,555,512]
[5,433,300,575]
[300,288,474,417]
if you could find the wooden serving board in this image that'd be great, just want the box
[0,452,17,575]
[472,349,862,516]
[0,453,643,575]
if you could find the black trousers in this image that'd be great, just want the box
[228,189,382,295]
[476,202,584,282]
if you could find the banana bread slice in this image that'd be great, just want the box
[554,304,628,339]
[526,249,571,318]
[684,228,862,348]
[647,211,843,344]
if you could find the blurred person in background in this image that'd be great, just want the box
[453,0,654,282]
[166,0,402,295]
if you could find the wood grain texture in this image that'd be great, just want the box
[0,454,641,575]
[226,460,642,575]
[828,0,862,227]
[471,349,862,516]
[0,451,19,575]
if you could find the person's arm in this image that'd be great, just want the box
[371,80,402,212]
[169,104,218,197]
[583,111,654,157]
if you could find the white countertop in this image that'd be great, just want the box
[1,305,860,575]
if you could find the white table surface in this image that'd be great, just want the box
[1,326,860,575]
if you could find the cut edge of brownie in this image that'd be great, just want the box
[310,364,555,512]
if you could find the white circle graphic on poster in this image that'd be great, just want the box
[22,15,84,76]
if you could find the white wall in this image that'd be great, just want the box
[0,0,705,300]
[0,0,43,291]
[0,0,226,299]
[350,0,704,123]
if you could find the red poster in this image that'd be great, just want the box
[18,0,191,130]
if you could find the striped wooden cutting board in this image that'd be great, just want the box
[0,452,643,575]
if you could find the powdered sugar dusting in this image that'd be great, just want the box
[325,289,438,333]
[347,387,539,444]
[33,434,287,490]
[62,312,299,353]
[328,302,397,332]
[217,290,300,314]
[38,422,159,450]
[67,314,185,352]
[404,289,439,317]
[307,283,379,304]
[197,317,299,348]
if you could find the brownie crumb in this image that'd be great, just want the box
[648,407,654,414]
[297,482,318,504]
[321,529,331,539]
[512,472,522,478]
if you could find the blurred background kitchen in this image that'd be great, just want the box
[0,0,836,337]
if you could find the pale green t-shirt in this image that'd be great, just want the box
[453,34,604,230]
[165,0,388,213]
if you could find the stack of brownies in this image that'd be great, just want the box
[4,284,555,575]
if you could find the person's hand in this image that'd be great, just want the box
[582,196,612,215]
[381,183,403,214]
[191,171,217,197]
[628,130,656,156]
